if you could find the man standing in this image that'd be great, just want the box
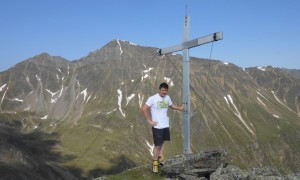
[142,82,183,173]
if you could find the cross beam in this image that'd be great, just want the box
[159,32,223,55]
[159,16,223,154]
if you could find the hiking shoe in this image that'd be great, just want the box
[152,160,158,173]
[158,156,164,166]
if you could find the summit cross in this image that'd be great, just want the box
[159,16,223,154]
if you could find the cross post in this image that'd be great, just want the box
[159,16,223,154]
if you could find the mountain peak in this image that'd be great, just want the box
[79,39,142,63]
[37,52,51,57]
[29,53,54,62]
[100,39,138,50]
[113,39,138,46]
[32,53,67,61]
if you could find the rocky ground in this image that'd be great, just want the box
[161,150,300,180]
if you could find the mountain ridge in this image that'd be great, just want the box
[0,39,300,179]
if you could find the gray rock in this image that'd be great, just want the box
[178,173,199,180]
[210,164,300,180]
[162,150,300,180]
[161,150,230,178]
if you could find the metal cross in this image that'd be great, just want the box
[159,16,223,154]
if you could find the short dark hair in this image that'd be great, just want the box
[159,82,169,90]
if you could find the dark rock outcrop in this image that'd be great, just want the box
[161,150,230,179]
[210,165,300,180]
[162,150,300,180]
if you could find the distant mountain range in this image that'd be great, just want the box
[0,39,300,179]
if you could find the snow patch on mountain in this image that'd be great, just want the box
[36,75,41,82]
[12,98,23,102]
[227,95,255,135]
[257,91,268,100]
[26,76,34,89]
[257,67,266,71]
[24,106,30,111]
[143,67,153,73]
[47,87,64,103]
[273,114,280,118]
[0,84,6,91]
[106,109,117,115]
[224,96,230,106]
[222,61,228,65]
[41,115,48,120]
[164,77,174,87]
[138,94,144,108]
[146,140,154,157]
[46,89,59,103]
[141,67,154,81]
[81,88,88,101]
[117,89,126,117]
[46,89,58,96]
[1,87,8,107]
[117,39,137,46]
[126,94,136,106]
[271,91,293,112]
[117,39,123,55]
[85,95,91,104]
[257,97,267,107]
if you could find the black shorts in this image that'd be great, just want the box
[152,127,170,146]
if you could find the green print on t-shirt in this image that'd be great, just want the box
[157,100,168,109]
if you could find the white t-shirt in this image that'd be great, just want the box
[145,93,173,129]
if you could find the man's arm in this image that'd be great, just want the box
[142,104,157,126]
[170,103,184,111]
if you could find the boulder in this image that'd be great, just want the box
[161,150,230,179]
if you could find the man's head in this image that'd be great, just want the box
[158,82,169,97]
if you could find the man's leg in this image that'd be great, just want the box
[153,145,162,160]
[152,145,162,173]
[158,143,164,157]
[152,127,163,161]
[158,144,165,166]
[152,127,164,173]
[158,128,169,166]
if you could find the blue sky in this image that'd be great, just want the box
[1,0,300,72]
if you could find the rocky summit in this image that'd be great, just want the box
[0,39,300,179]
[162,150,300,180]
